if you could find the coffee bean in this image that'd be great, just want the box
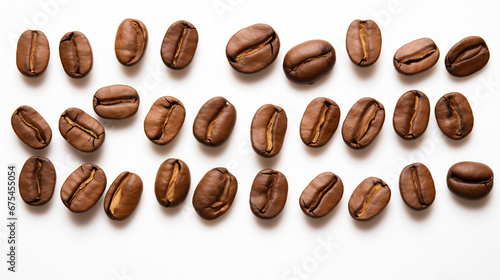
[192,168,237,220]
[115,18,148,66]
[346,19,382,66]
[161,20,198,70]
[283,39,336,85]
[393,38,439,75]
[19,156,56,206]
[16,30,50,77]
[435,92,473,140]
[251,104,287,157]
[59,107,105,152]
[144,96,185,145]
[226,23,280,73]
[342,97,385,149]
[193,96,236,147]
[249,169,288,219]
[445,36,490,77]
[300,172,343,218]
[155,158,191,208]
[60,163,106,212]
[447,161,494,199]
[59,31,93,78]
[399,163,435,210]
[11,105,52,149]
[104,172,143,220]
[348,177,390,221]
[93,85,139,119]
[393,90,430,140]
[300,97,340,147]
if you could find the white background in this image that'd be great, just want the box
[1,0,500,279]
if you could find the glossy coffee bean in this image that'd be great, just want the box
[155,158,191,208]
[19,156,56,206]
[346,19,382,66]
[59,31,92,78]
[399,163,435,210]
[249,169,288,219]
[60,163,106,212]
[161,20,198,70]
[115,18,148,66]
[435,92,473,140]
[11,105,52,149]
[447,161,494,199]
[393,90,430,140]
[104,172,143,220]
[144,96,185,145]
[342,97,385,149]
[16,30,50,77]
[251,104,287,157]
[93,85,140,119]
[300,97,340,147]
[348,177,390,221]
[300,172,343,218]
[59,107,105,152]
[226,23,280,73]
[193,96,237,147]
[445,36,489,77]
[192,168,237,220]
[393,38,439,75]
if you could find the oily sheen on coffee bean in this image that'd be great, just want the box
[300,172,344,218]
[399,163,435,210]
[93,85,139,119]
[144,96,186,145]
[16,30,50,77]
[393,90,430,140]
[155,158,191,208]
[11,105,52,149]
[346,19,382,66]
[249,169,288,219]
[19,156,56,206]
[193,96,237,147]
[251,104,288,157]
[60,163,106,212]
[300,97,340,148]
[161,20,198,70]
[104,172,143,220]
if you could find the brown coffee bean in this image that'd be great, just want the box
[249,169,288,219]
[445,36,490,77]
[283,39,336,85]
[192,168,238,220]
[93,85,139,119]
[300,172,343,218]
[59,107,105,152]
[155,158,191,208]
[346,19,382,66]
[300,97,340,147]
[59,31,93,78]
[348,177,390,221]
[435,92,473,140]
[11,105,52,149]
[342,97,385,149]
[104,172,143,220]
[16,30,50,77]
[393,90,430,140]
[115,18,148,66]
[399,163,435,210]
[19,156,56,206]
[144,96,185,145]
[393,38,439,75]
[251,104,287,157]
[193,97,237,147]
[161,20,198,70]
[60,163,106,212]
[226,23,280,73]
[447,161,494,199]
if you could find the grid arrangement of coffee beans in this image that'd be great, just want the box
[12,19,493,221]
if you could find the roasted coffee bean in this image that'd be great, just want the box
[346,19,382,66]
[447,161,494,199]
[193,97,236,147]
[342,97,385,149]
[11,105,52,149]
[155,158,191,207]
[249,169,288,219]
[19,156,56,206]
[251,104,287,157]
[393,90,430,140]
[16,30,50,77]
[399,163,435,210]
[300,172,343,218]
[59,31,93,78]
[393,38,439,75]
[161,20,198,70]
[226,23,280,73]
[435,92,473,140]
[104,172,143,220]
[300,97,340,147]
[93,85,139,119]
[192,168,237,220]
[283,39,336,85]
[60,163,106,212]
[445,36,490,77]
[144,96,185,145]
[59,107,105,152]
[348,177,390,221]
[115,18,148,66]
